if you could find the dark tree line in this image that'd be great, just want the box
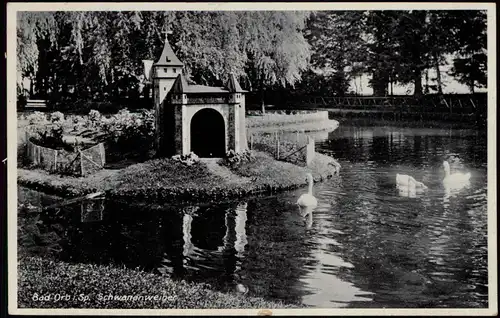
[305,10,487,96]
[17,10,487,111]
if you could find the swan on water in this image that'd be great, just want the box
[397,182,418,198]
[396,173,427,189]
[297,173,318,208]
[443,160,471,185]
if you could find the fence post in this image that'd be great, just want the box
[250,134,253,150]
[79,149,84,177]
[276,132,280,159]
[306,137,315,166]
[37,146,41,165]
[54,150,58,171]
[100,143,106,166]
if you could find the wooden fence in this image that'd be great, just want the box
[248,130,315,167]
[26,133,106,176]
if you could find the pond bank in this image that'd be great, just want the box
[18,256,298,309]
[246,110,339,133]
[18,151,340,204]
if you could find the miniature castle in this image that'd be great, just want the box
[144,37,248,158]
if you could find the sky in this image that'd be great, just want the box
[348,55,487,95]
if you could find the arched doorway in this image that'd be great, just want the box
[190,108,226,157]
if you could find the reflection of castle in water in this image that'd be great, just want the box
[80,199,105,223]
[161,201,248,286]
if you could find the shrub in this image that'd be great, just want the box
[70,108,156,160]
[49,111,65,123]
[29,123,71,151]
[26,111,47,125]
[172,152,199,166]
[107,109,155,158]
[222,149,255,167]
[88,109,101,121]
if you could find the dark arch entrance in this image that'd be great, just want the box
[190,109,226,158]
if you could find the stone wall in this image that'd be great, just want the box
[246,110,330,128]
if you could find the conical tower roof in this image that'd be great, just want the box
[154,38,184,67]
[170,74,189,93]
[225,73,245,93]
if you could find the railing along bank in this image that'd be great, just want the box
[285,94,487,114]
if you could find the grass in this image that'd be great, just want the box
[230,151,338,189]
[18,257,298,309]
[18,151,339,203]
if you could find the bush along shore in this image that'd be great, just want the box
[18,150,340,204]
[18,256,298,309]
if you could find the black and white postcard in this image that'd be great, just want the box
[6,2,497,316]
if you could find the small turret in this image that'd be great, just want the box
[170,74,189,105]
[225,72,245,104]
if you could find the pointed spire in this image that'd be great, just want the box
[170,74,189,93]
[154,36,183,67]
[225,72,245,93]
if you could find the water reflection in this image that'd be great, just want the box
[397,184,417,198]
[234,202,248,256]
[182,214,194,257]
[298,205,315,229]
[18,121,488,308]
[80,199,105,223]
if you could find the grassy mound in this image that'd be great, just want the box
[17,151,339,203]
[18,257,297,309]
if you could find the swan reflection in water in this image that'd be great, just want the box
[233,202,249,294]
[396,183,429,198]
[298,205,315,229]
[397,184,417,198]
[442,160,472,207]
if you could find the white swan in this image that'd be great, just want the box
[443,160,471,188]
[297,173,318,208]
[396,173,428,189]
[397,182,417,198]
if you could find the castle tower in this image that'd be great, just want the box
[152,37,183,154]
[225,73,248,152]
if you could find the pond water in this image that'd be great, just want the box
[18,119,488,308]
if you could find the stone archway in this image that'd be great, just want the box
[190,108,226,157]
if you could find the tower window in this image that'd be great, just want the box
[164,68,168,72]
[173,68,177,73]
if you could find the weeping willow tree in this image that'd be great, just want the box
[240,11,311,112]
[16,11,311,111]
[17,12,57,97]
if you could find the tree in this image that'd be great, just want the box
[305,11,367,96]
[364,11,401,96]
[240,11,311,112]
[16,12,57,96]
[447,10,487,93]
